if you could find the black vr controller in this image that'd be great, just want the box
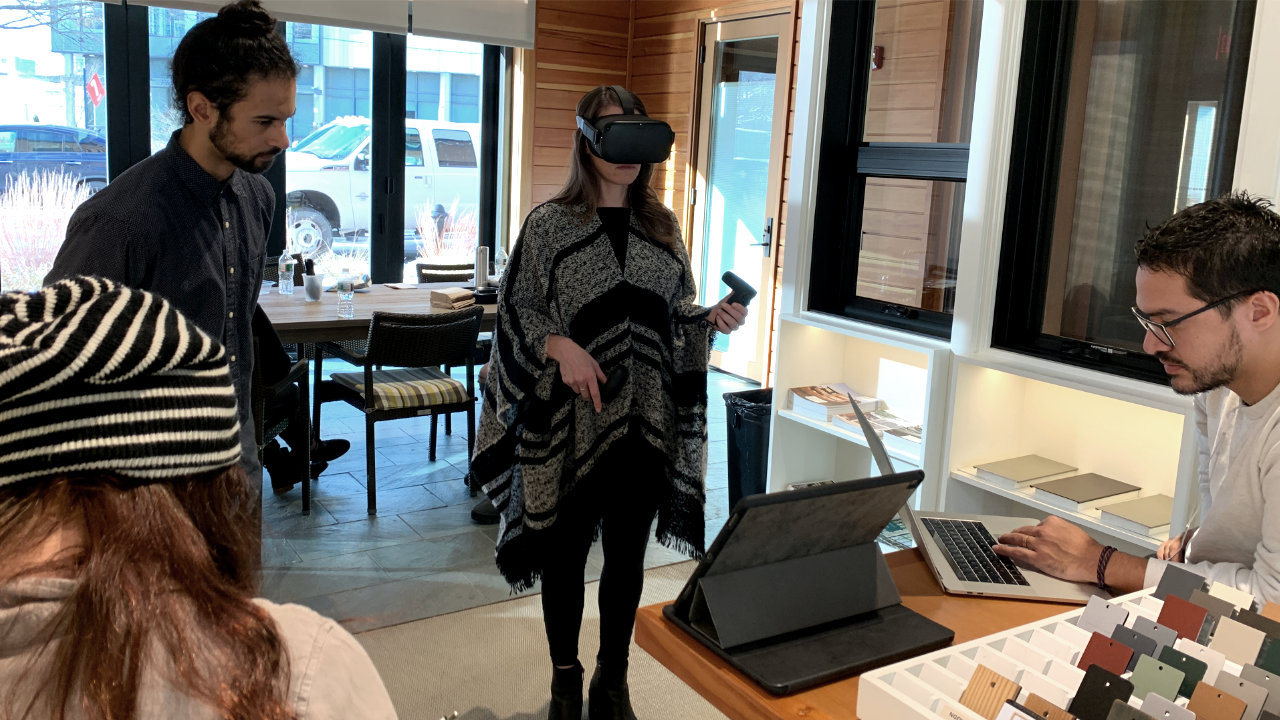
[576,86,675,165]
[721,271,757,307]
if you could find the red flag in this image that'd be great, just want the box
[86,73,105,108]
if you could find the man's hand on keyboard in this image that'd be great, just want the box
[992,515,1102,584]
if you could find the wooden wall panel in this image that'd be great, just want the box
[526,0,631,207]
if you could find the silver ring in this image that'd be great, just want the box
[578,387,586,392]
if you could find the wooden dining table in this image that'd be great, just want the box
[257,282,497,344]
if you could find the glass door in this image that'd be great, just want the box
[691,13,791,382]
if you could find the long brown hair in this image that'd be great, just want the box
[549,85,679,247]
[0,469,293,719]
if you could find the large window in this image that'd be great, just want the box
[282,24,373,279]
[0,0,107,291]
[992,0,1254,381]
[404,34,482,273]
[808,0,982,338]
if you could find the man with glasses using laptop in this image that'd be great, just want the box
[994,192,1280,603]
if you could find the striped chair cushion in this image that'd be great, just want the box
[331,367,468,411]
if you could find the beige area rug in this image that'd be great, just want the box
[356,561,727,720]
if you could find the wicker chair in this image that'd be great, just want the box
[315,306,483,514]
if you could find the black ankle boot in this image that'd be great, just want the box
[588,662,636,720]
[549,662,583,720]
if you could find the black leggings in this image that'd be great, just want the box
[541,436,662,668]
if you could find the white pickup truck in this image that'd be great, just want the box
[284,116,481,258]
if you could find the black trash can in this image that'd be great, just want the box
[723,388,773,510]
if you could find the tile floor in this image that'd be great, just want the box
[259,364,757,633]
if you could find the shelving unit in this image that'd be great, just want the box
[942,358,1197,555]
[768,313,952,504]
[765,311,1198,555]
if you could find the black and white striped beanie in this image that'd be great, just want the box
[0,276,242,486]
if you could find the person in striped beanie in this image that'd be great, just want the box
[0,276,394,719]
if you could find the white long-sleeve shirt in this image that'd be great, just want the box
[1143,382,1280,603]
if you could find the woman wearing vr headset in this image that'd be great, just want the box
[471,85,747,719]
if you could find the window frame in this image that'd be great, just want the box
[100,8,506,283]
[806,0,970,339]
[989,0,1256,384]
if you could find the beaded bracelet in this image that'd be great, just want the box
[1097,545,1118,592]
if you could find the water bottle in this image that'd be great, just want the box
[278,256,295,294]
[336,267,355,319]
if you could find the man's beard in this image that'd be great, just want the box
[210,117,279,174]
[1156,325,1243,395]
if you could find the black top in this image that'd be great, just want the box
[597,206,630,271]
[45,130,275,475]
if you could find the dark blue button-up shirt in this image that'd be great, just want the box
[46,130,274,477]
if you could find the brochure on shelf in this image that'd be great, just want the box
[1031,473,1142,513]
[974,454,1078,490]
[788,382,882,421]
[1099,494,1176,537]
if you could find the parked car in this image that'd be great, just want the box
[0,124,107,194]
[284,116,481,258]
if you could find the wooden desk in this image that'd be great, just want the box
[257,284,497,344]
[634,548,1076,720]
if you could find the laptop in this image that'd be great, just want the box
[662,469,955,694]
[847,399,1099,604]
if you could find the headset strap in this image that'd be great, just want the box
[610,85,636,114]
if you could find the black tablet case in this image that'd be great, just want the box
[663,470,954,695]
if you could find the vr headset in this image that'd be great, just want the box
[576,86,675,164]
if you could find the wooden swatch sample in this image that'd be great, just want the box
[1186,680,1247,720]
[1261,601,1280,623]
[1157,594,1210,641]
[959,663,1021,719]
[1129,654,1185,702]
[1067,665,1133,720]
[1158,646,1208,698]
[1022,693,1075,720]
[1078,631,1134,676]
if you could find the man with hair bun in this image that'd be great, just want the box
[46,0,303,490]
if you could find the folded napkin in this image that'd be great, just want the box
[430,287,475,309]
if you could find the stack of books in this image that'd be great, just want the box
[973,454,1078,491]
[1032,473,1142,513]
[1098,494,1175,537]
[788,383,882,422]
[430,287,475,309]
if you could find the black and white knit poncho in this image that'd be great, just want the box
[471,201,715,590]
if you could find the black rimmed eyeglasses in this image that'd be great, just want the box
[1131,290,1258,348]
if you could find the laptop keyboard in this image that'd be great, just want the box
[921,517,1030,586]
